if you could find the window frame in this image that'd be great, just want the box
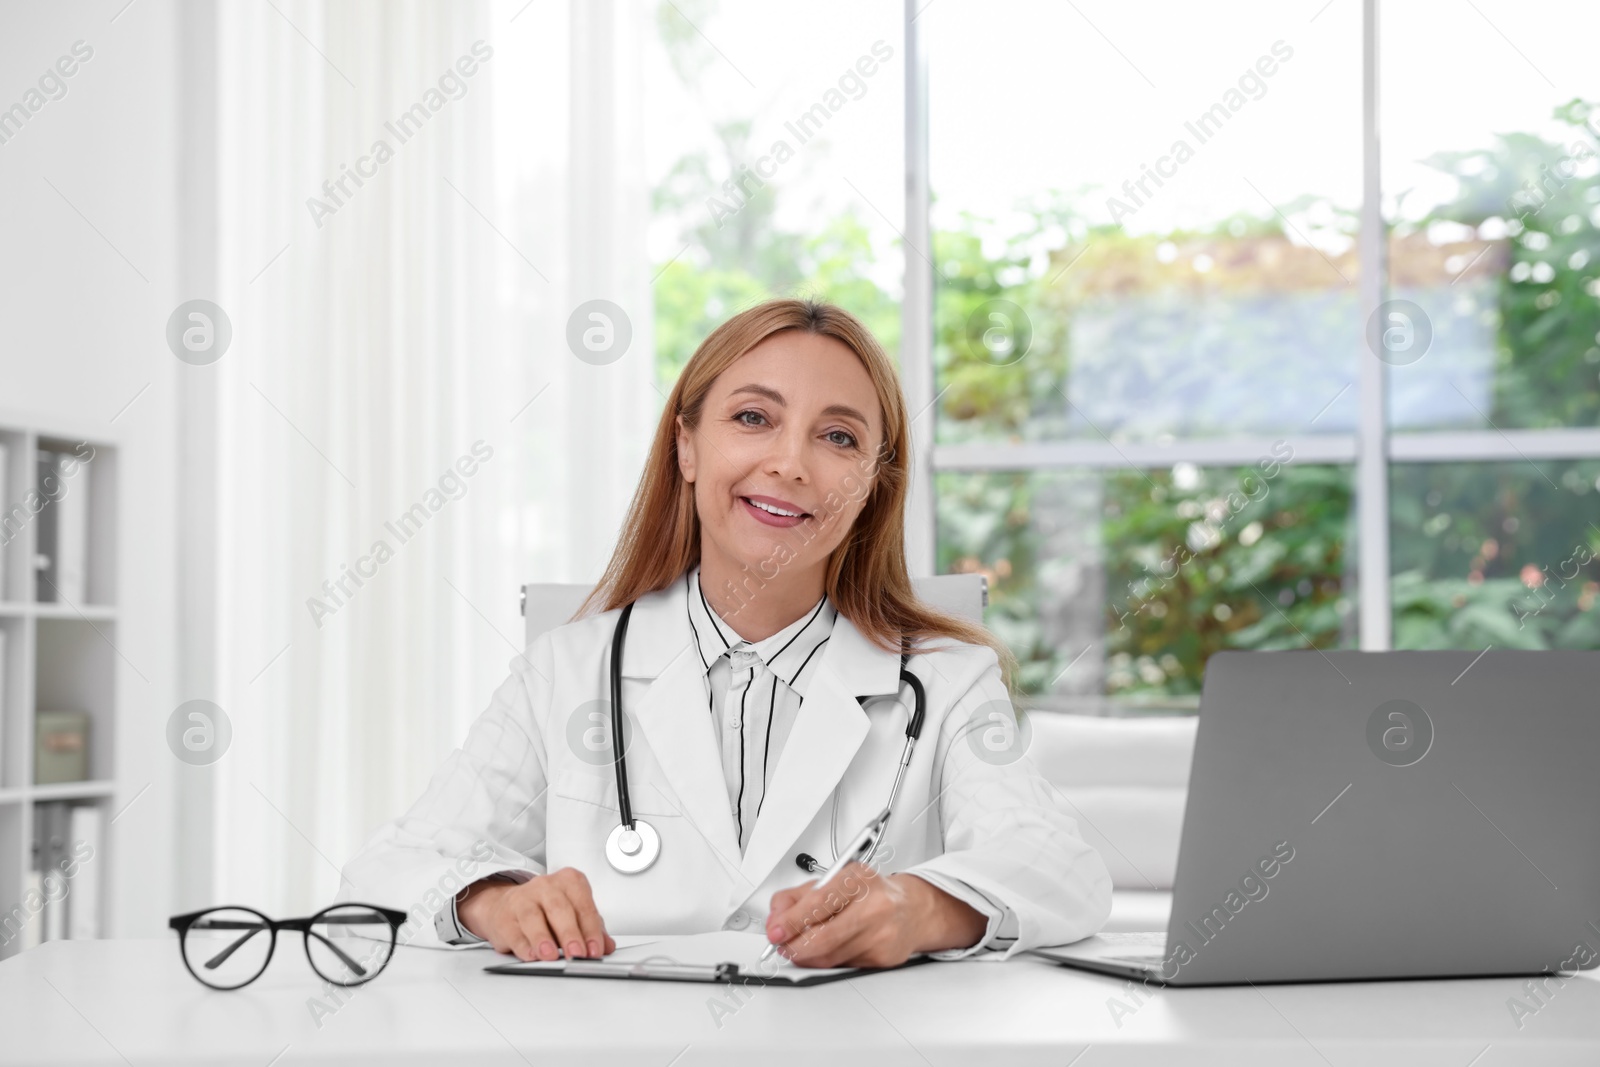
[901,0,1600,654]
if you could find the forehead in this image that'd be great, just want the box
[713,331,882,425]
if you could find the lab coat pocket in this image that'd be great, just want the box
[549,764,683,820]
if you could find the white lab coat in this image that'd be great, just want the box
[335,576,1112,959]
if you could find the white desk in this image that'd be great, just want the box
[4,938,1599,1066]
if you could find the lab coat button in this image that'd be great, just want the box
[726,911,749,930]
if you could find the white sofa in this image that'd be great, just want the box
[1027,713,1196,932]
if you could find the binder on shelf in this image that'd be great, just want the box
[67,804,102,939]
[33,449,90,605]
[34,802,70,942]
[34,452,57,602]
[0,627,7,775]
[0,438,9,600]
[35,709,90,784]
[19,870,42,952]
[53,451,89,605]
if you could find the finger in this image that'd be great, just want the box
[564,882,608,959]
[513,906,555,961]
[506,932,537,962]
[767,883,813,925]
[780,895,870,968]
[603,932,616,955]
[775,886,843,942]
[780,868,882,967]
[787,916,872,969]
[776,882,816,909]
[540,893,587,960]
[772,882,837,938]
[773,893,846,958]
[488,895,534,960]
[773,866,866,941]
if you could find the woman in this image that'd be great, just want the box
[338,299,1112,968]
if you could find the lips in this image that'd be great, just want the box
[743,494,809,517]
[740,494,811,528]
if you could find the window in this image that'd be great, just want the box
[1378,0,1600,658]
[1382,1,1600,432]
[645,1,1600,712]
[917,0,1600,709]
[646,1,906,382]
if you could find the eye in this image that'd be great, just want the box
[825,429,858,449]
[733,409,768,427]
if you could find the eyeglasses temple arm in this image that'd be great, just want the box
[201,926,266,971]
[305,928,370,977]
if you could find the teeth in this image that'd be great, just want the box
[748,498,801,518]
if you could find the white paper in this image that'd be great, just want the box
[608,930,793,969]
[496,930,859,979]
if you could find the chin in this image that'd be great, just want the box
[729,539,785,575]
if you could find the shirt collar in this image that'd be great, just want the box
[684,563,837,695]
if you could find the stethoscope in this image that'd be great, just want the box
[604,600,927,875]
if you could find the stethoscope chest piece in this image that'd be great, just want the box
[606,818,661,873]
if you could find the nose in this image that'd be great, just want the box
[762,422,811,484]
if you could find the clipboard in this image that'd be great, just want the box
[483,930,938,986]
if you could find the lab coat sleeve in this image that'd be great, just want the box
[902,870,1019,961]
[333,637,556,950]
[898,645,1112,961]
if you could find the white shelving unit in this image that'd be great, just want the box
[0,421,119,961]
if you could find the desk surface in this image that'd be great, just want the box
[4,938,1599,1066]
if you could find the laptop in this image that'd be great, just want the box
[1032,650,1600,986]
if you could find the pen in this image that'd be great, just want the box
[759,805,891,964]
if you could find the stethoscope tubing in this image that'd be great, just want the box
[606,597,926,874]
[610,601,638,830]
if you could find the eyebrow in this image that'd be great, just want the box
[727,384,872,429]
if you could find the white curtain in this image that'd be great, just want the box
[209,0,655,915]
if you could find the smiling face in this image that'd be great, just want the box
[676,329,884,609]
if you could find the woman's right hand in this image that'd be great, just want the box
[456,867,616,961]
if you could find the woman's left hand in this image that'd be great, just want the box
[764,863,988,968]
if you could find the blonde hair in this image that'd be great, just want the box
[576,298,1018,693]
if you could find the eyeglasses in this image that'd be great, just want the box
[168,904,407,990]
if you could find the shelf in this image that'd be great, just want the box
[30,780,116,801]
[0,782,117,805]
[0,420,120,959]
[31,603,116,620]
[0,602,116,620]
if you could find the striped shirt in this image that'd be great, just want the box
[682,564,1020,957]
[684,563,836,853]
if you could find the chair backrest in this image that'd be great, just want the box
[522,572,987,649]
[1026,714,1198,890]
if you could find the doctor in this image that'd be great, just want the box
[336,298,1112,968]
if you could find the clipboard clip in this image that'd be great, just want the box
[557,955,746,983]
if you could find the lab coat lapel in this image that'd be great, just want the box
[736,609,903,896]
[618,579,743,871]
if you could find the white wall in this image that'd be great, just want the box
[0,0,183,937]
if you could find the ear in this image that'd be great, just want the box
[675,413,696,483]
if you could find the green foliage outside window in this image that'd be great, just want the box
[650,101,1600,703]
